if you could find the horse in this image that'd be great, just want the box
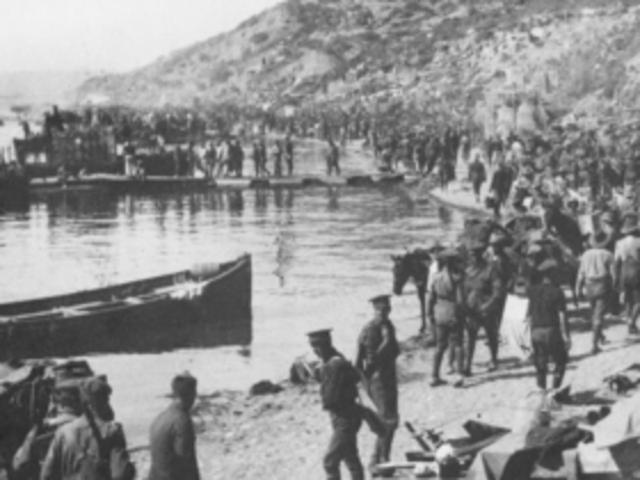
[391,249,432,333]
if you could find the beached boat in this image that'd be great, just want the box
[0,254,252,360]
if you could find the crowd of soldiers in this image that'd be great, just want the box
[306,119,640,478]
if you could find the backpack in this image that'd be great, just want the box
[83,406,136,480]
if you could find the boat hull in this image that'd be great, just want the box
[0,255,252,360]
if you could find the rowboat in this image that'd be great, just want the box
[0,254,252,360]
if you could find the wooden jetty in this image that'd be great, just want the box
[26,172,417,195]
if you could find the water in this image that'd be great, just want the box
[0,144,467,444]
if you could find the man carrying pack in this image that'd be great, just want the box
[308,329,364,480]
[355,295,399,477]
[40,377,133,480]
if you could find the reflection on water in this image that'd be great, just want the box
[0,185,467,444]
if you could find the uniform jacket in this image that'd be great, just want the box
[355,319,399,380]
[464,260,504,317]
[428,268,465,325]
[40,415,129,480]
[148,404,200,480]
[320,351,360,414]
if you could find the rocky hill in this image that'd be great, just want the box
[77,0,640,132]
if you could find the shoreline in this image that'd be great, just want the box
[126,174,640,479]
[129,321,639,479]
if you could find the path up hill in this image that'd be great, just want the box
[78,0,640,130]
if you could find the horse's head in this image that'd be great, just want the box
[391,254,409,295]
[391,250,430,295]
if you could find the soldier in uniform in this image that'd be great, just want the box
[355,295,399,475]
[148,373,200,480]
[308,329,364,480]
[427,249,466,387]
[40,377,133,480]
[463,239,504,375]
[527,259,571,390]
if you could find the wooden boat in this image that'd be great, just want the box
[0,254,252,360]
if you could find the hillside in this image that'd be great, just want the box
[77,0,640,131]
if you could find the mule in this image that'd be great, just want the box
[391,249,432,333]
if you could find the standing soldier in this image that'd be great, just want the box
[527,259,571,391]
[614,212,640,334]
[273,140,284,178]
[463,238,504,376]
[259,137,269,176]
[308,329,364,480]
[252,139,262,177]
[327,138,341,176]
[427,249,466,387]
[577,232,616,354]
[468,152,487,203]
[148,373,200,480]
[285,134,295,176]
[355,295,399,476]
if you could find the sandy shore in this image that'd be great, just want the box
[127,312,639,480]
[125,172,640,479]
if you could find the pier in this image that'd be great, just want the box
[27,172,420,194]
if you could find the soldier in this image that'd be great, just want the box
[467,152,487,203]
[427,249,466,387]
[308,329,364,480]
[527,259,571,390]
[576,232,616,354]
[355,295,399,476]
[40,377,134,480]
[327,138,341,176]
[463,239,504,376]
[615,212,640,334]
[285,134,295,176]
[148,373,200,480]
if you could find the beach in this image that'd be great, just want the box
[127,175,640,479]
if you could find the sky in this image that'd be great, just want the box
[0,0,283,73]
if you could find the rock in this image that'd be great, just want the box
[249,380,284,396]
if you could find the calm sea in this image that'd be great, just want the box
[0,139,466,444]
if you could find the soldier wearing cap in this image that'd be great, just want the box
[576,231,616,354]
[41,376,133,480]
[308,329,364,480]
[427,248,465,387]
[614,212,640,334]
[462,237,504,375]
[355,295,399,474]
[527,259,571,390]
[148,373,200,480]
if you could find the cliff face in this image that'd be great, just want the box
[77,0,640,130]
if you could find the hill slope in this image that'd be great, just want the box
[77,0,640,129]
